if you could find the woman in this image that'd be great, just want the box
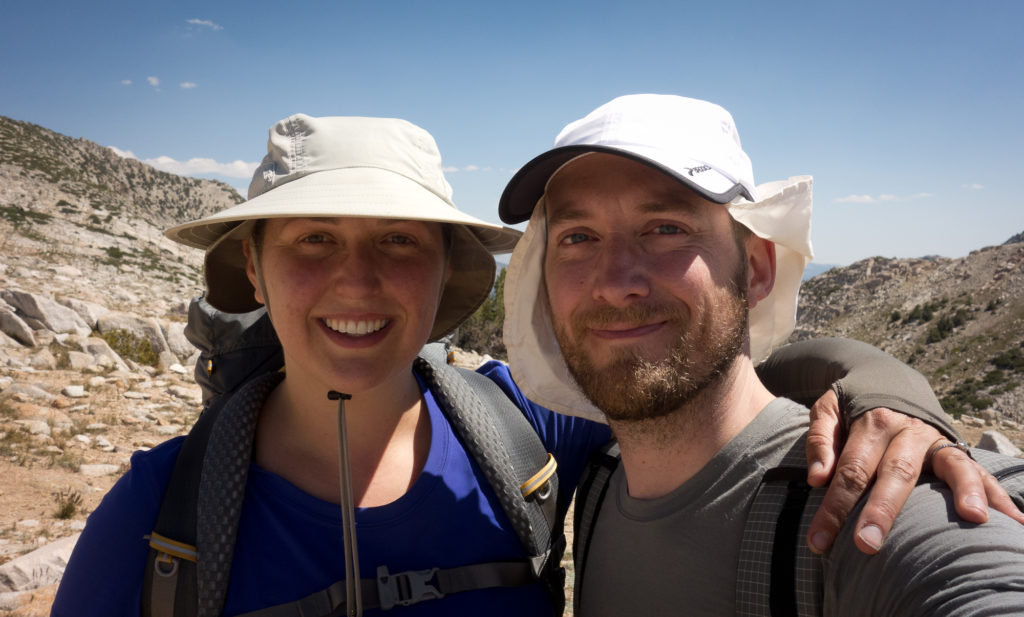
[51,113,1005,617]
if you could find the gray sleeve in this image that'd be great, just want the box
[755,337,958,439]
[824,482,1024,616]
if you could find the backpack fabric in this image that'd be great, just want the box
[573,437,1024,617]
[143,297,565,616]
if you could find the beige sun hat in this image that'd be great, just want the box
[166,113,521,341]
[498,94,814,422]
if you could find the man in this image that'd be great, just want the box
[498,94,1024,615]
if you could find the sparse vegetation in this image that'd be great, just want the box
[99,328,159,366]
[52,488,83,519]
[453,268,508,359]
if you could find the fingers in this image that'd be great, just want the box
[807,408,944,555]
[930,443,1024,526]
[805,390,843,488]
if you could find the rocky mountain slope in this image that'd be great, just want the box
[0,115,1021,614]
[793,241,1024,423]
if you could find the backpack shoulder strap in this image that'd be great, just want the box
[965,447,1024,511]
[736,439,824,617]
[414,344,564,605]
[571,439,620,617]
[143,371,283,617]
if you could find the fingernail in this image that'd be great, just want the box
[810,532,832,553]
[964,495,985,513]
[809,461,825,476]
[858,525,884,551]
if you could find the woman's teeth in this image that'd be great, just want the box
[323,318,388,336]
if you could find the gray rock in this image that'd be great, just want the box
[162,321,195,359]
[977,430,1023,457]
[29,348,57,370]
[59,296,109,329]
[97,311,171,357]
[79,464,120,476]
[15,420,50,436]
[5,382,55,403]
[0,289,90,335]
[0,330,21,349]
[81,337,129,371]
[0,532,80,593]
[167,385,200,402]
[62,385,87,398]
[158,350,180,369]
[66,350,96,370]
[0,308,35,347]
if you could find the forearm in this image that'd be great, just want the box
[756,337,958,439]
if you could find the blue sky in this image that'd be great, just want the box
[2,1,1021,266]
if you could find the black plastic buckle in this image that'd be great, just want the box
[376,565,443,610]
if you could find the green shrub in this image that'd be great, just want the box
[453,268,507,359]
[99,328,159,366]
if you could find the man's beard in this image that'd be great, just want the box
[554,273,749,423]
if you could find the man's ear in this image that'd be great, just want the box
[242,239,266,305]
[746,235,776,309]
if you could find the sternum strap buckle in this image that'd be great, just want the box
[376,565,443,610]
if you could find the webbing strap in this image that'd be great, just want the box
[235,561,536,617]
[148,555,181,617]
[571,440,619,616]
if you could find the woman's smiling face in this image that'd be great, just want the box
[245,216,449,396]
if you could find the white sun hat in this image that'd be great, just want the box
[166,113,521,341]
[498,94,814,422]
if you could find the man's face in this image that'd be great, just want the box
[542,153,753,422]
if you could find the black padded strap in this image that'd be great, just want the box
[414,350,555,571]
[571,440,619,616]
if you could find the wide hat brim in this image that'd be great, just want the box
[166,167,521,341]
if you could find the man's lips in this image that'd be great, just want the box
[587,321,667,340]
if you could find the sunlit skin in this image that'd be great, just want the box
[542,153,777,497]
[242,216,450,506]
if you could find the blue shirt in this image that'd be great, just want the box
[51,361,610,616]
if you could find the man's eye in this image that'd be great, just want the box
[561,232,591,245]
[300,233,327,244]
[653,224,684,235]
[386,234,414,245]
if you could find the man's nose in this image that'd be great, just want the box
[591,238,649,306]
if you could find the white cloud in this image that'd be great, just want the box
[962,183,985,190]
[442,166,459,173]
[107,147,258,179]
[835,192,933,204]
[463,165,479,172]
[121,79,132,86]
[147,76,160,87]
[835,194,877,203]
[145,156,259,179]
[180,82,198,89]
[108,146,137,159]
[186,18,223,30]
